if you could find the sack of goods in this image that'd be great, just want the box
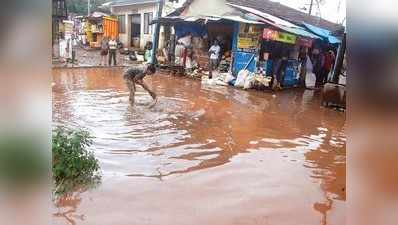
[224,73,235,83]
[243,73,255,90]
[235,70,249,88]
[305,72,316,88]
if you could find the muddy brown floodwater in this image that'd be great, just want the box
[52,68,346,225]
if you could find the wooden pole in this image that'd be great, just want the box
[331,33,346,84]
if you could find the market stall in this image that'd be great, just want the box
[231,22,262,75]
[166,18,236,75]
[84,13,119,49]
[258,27,305,87]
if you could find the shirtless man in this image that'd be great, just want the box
[123,64,157,106]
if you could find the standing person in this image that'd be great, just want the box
[276,48,289,89]
[66,34,78,66]
[312,48,324,87]
[208,39,221,79]
[304,51,316,88]
[298,48,308,87]
[108,37,117,66]
[144,41,153,63]
[123,64,157,106]
[100,36,109,66]
[321,50,336,84]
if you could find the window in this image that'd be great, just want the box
[118,15,126,33]
[144,12,153,34]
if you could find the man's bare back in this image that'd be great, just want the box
[124,64,157,106]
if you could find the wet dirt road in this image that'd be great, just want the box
[52,68,346,225]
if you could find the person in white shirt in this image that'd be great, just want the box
[108,37,118,66]
[66,34,78,66]
[208,40,221,79]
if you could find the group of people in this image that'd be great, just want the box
[303,47,336,88]
[100,36,119,66]
[263,41,336,90]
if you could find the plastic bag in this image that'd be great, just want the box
[305,72,316,88]
[224,73,235,83]
[228,79,236,86]
[305,55,313,73]
[243,73,255,89]
[235,70,249,88]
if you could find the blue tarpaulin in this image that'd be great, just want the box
[302,22,341,44]
[174,22,207,38]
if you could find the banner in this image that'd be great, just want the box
[263,28,278,40]
[237,23,261,51]
[263,28,296,44]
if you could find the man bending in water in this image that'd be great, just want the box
[123,64,157,106]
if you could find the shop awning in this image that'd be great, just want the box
[216,15,263,24]
[151,16,221,25]
[226,3,321,40]
[301,22,341,44]
[152,14,261,25]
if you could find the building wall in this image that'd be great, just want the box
[181,0,234,17]
[112,3,158,49]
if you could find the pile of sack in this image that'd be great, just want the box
[225,70,256,90]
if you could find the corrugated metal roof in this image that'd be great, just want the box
[170,0,343,31]
[153,14,263,25]
[112,0,158,7]
[226,0,343,31]
[227,3,320,39]
[227,3,300,28]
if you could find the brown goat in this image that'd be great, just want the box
[321,83,346,109]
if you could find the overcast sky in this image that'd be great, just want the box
[273,0,346,24]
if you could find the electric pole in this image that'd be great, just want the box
[88,0,91,16]
[151,0,164,65]
[309,0,314,15]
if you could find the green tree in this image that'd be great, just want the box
[67,0,109,15]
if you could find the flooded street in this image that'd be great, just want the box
[52,67,345,225]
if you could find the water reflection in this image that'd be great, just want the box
[53,192,84,225]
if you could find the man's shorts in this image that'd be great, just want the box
[209,58,219,70]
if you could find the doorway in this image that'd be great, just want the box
[130,14,141,48]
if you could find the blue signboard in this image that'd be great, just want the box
[231,22,258,75]
[232,51,256,75]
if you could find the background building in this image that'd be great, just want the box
[108,0,179,49]
[52,0,68,57]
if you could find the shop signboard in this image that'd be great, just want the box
[237,23,261,52]
[263,28,278,40]
[262,28,297,44]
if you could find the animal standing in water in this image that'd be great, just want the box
[123,64,157,106]
[321,83,346,109]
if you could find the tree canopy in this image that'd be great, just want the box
[66,0,109,15]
